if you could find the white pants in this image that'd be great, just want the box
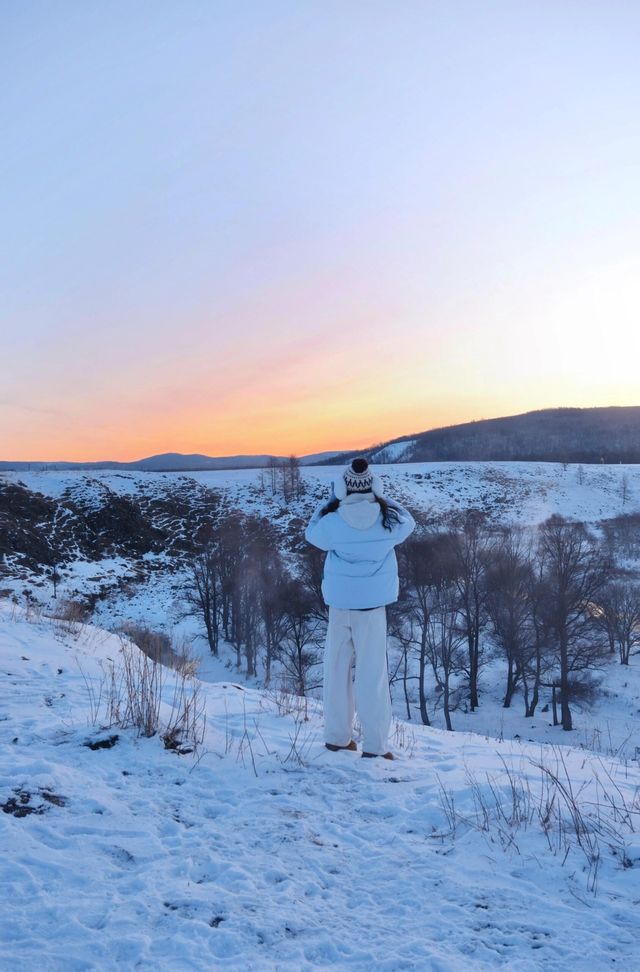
[323,606,392,755]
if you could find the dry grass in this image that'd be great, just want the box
[48,598,91,636]
[436,745,640,894]
[81,627,206,756]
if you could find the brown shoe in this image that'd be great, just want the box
[325,740,358,752]
[362,751,394,760]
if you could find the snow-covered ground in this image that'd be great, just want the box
[5,458,639,524]
[1,605,639,971]
[5,461,640,626]
[2,461,640,764]
[397,652,640,762]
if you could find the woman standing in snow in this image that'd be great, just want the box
[305,458,415,760]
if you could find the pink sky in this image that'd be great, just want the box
[2,2,639,461]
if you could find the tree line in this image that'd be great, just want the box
[183,512,325,695]
[261,456,303,503]
[184,507,640,732]
[392,511,640,731]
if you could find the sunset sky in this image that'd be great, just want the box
[2,1,640,461]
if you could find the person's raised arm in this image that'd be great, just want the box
[373,474,416,545]
[389,501,416,545]
[304,497,334,551]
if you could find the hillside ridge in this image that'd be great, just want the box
[2,406,639,470]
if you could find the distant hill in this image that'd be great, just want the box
[2,407,638,470]
[135,451,340,470]
[326,406,640,466]
[135,453,280,471]
[0,450,341,473]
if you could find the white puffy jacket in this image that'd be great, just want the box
[304,493,415,609]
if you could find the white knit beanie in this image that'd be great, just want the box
[334,458,383,500]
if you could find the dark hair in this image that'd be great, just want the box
[320,494,401,531]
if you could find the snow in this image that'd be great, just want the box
[6,459,639,526]
[3,461,640,766]
[370,440,417,463]
[1,605,639,970]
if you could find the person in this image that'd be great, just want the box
[305,457,415,759]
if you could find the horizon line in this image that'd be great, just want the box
[2,403,639,466]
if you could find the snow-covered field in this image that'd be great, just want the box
[4,461,639,629]
[1,604,639,971]
[6,458,639,524]
[2,461,640,762]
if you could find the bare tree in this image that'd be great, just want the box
[620,472,630,507]
[485,526,552,718]
[387,600,416,721]
[597,580,640,665]
[447,510,491,711]
[235,516,282,677]
[602,512,640,561]
[216,514,245,651]
[50,563,62,600]
[183,542,221,656]
[238,559,263,677]
[265,455,303,504]
[277,580,322,696]
[485,525,536,709]
[185,511,310,681]
[424,574,466,731]
[525,554,554,718]
[396,536,441,726]
[537,515,612,731]
[298,544,328,622]
[259,554,290,685]
[49,501,67,600]
[287,455,302,502]
[268,456,278,494]
[395,532,463,727]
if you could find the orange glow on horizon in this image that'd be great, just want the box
[4,251,640,464]
[3,392,639,464]
[4,4,640,467]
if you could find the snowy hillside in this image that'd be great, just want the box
[2,461,640,761]
[3,461,639,647]
[5,458,639,534]
[1,605,639,971]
